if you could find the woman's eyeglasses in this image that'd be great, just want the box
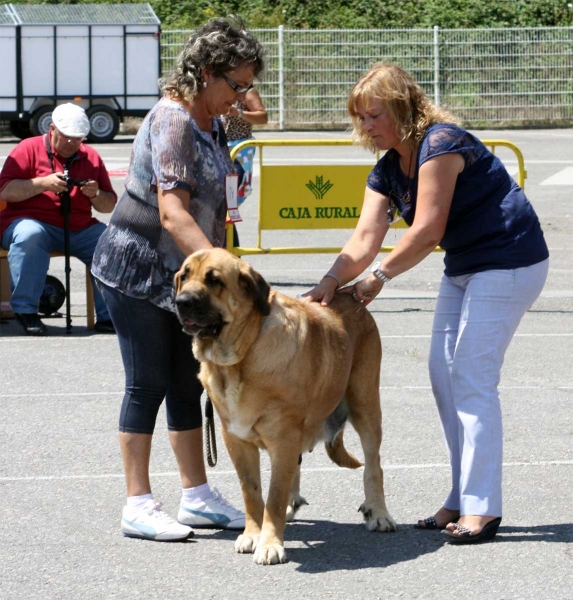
[220,73,254,94]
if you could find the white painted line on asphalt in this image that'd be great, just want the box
[380,385,573,390]
[381,333,573,339]
[0,391,122,397]
[1,384,571,399]
[1,331,572,346]
[1,460,572,482]
[540,166,573,185]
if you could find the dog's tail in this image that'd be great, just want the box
[323,400,363,469]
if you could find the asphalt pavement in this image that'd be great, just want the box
[0,129,572,599]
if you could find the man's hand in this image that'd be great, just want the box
[43,172,69,195]
[80,180,99,200]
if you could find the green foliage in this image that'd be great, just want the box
[8,0,573,28]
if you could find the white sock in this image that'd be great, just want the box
[182,483,212,504]
[126,493,153,509]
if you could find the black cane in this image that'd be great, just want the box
[61,190,72,334]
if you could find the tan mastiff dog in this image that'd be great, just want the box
[174,248,396,565]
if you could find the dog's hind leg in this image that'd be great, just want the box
[286,464,308,522]
[221,428,264,554]
[346,379,397,533]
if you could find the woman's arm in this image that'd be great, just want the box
[302,186,390,305]
[349,152,464,305]
[240,88,268,125]
[305,151,464,306]
[158,186,213,256]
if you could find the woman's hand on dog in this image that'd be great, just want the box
[338,274,383,307]
[300,276,339,306]
[302,273,383,307]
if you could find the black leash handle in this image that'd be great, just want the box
[205,395,217,467]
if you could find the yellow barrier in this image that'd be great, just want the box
[228,139,526,256]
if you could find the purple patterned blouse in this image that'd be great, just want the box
[92,97,234,311]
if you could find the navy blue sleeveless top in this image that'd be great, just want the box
[366,123,548,276]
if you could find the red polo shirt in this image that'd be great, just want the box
[0,134,117,237]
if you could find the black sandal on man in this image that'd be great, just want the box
[441,517,502,544]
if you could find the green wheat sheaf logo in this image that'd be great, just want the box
[306,175,334,199]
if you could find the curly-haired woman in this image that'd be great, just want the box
[303,63,549,544]
[92,17,265,541]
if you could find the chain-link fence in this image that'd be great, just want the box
[161,26,573,129]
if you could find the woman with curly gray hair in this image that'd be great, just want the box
[92,17,265,542]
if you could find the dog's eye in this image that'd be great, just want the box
[205,271,224,288]
[179,268,188,283]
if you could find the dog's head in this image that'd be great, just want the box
[174,248,271,340]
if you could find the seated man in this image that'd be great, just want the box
[0,103,118,336]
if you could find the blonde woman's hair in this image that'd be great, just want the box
[160,17,265,103]
[348,62,459,152]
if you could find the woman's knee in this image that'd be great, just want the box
[119,387,167,432]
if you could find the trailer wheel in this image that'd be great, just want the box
[30,106,56,136]
[87,106,120,143]
[9,120,33,140]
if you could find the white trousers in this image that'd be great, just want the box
[428,259,549,516]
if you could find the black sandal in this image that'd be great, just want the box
[414,514,459,530]
[414,516,440,530]
[441,517,502,544]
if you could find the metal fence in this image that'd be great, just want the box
[165,26,573,129]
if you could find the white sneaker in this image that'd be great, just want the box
[122,499,193,541]
[178,488,245,530]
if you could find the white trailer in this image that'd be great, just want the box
[0,3,161,142]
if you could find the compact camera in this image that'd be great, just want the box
[58,175,89,189]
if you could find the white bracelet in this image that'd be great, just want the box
[323,273,340,289]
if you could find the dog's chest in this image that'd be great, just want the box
[205,366,256,441]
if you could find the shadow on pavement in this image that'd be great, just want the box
[197,519,573,572]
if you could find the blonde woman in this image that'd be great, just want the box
[304,63,549,544]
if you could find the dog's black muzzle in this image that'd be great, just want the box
[175,291,224,339]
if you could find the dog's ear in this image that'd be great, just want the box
[173,262,187,294]
[239,262,271,316]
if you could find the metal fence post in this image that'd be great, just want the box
[433,25,441,107]
[278,25,285,130]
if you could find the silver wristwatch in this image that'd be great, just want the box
[371,261,392,283]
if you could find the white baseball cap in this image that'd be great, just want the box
[51,103,90,138]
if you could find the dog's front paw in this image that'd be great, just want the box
[359,503,397,532]
[286,494,308,522]
[234,533,259,554]
[253,541,287,565]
